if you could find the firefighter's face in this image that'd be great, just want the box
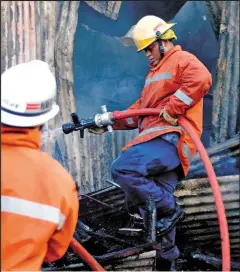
[144,41,161,66]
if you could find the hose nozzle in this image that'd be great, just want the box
[62,123,75,134]
[62,112,82,135]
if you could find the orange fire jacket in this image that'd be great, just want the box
[113,45,212,176]
[1,126,79,271]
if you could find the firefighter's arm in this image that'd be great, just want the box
[112,97,142,130]
[44,182,79,262]
[161,58,212,125]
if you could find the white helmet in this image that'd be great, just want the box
[1,60,59,127]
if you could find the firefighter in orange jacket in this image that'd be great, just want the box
[89,15,212,269]
[1,60,79,271]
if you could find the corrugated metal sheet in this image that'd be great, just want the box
[210,1,240,144]
[78,175,240,262]
[175,175,240,260]
[187,135,239,178]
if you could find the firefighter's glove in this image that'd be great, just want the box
[160,108,178,126]
[88,127,106,135]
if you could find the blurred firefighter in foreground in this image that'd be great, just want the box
[89,15,212,270]
[1,60,79,270]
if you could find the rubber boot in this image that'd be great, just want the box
[156,203,184,237]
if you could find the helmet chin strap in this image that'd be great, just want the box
[156,31,165,58]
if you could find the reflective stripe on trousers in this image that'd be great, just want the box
[1,196,66,230]
[137,126,193,163]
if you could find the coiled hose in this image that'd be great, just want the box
[69,108,230,271]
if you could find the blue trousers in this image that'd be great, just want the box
[111,137,181,260]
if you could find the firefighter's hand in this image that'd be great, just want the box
[88,127,106,135]
[160,108,178,126]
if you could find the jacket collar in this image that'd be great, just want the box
[1,126,41,150]
[150,45,182,72]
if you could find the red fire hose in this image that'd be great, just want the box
[70,238,105,271]
[69,108,230,271]
[112,109,231,271]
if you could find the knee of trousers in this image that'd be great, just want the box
[111,158,142,194]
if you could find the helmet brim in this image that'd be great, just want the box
[1,104,59,127]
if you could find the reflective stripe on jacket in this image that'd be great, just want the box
[1,126,79,271]
[113,45,212,176]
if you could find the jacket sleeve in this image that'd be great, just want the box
[164,58,212,119]
[44,179,79,262]
[113,97,142,130]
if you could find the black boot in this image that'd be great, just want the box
[156,203,184,237]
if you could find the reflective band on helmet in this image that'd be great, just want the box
[1,106,52,117]
[145,72,172,87]
[174,90,193,106]
[1,196,66,230]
